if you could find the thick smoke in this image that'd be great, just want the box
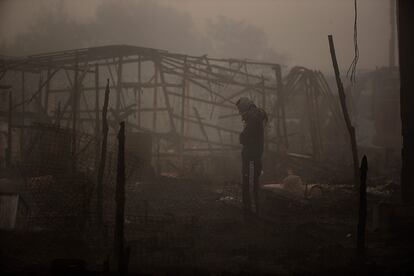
[0,0,286,63]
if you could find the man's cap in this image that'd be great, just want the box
[236,97,253,111]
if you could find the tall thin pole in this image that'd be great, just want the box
[398,0,414,203]
[153,63,158,132]
[389,0,396,67]
[274,65,288,148]
[137,55,141,128]
[6,90,12,169]
[115,121,126,274]
[180,59,187,168]
[357,155,368,260]
[72,55,79,175]
[95,64,101,171]
[157,58,177,133]
[97,79,110,225]
[116,56,123,114]
[44,65,51,113]
[261,75,268,152]
[20,72,25,160]
[328,34,359,184]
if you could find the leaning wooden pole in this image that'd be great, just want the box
[328,35,359,184]
[96,79,110,225]
[357,155,368,259]
[115,121,126,274]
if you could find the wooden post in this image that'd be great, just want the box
[115,121,126,274]
[72,55,79,175]
[44,65,51,113]
[180,59,187,169]
[186,78,191,135]
[37,74,43,109]
[6,90,12,168]
[97,79,110,225]
[261,75,269,152]
[389,0,396,67]
[398,0,414,203]
[153,63,158,132]
[305,75,322,160]
[357,155,368,259]
[305,78,319,160]
[274,65,288,149]
[328,35,359,184]
[156,58,177,133]
[311,71,324,155]
[116,56,123,114]
[137,56,141,128]
[95,64,101,171]
[20,72,25,160]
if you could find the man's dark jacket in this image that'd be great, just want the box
[239,105,268,160]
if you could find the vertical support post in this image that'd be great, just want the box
[44,65,51,113]
[20,72,25,159]
[274,65,288,149]
[97,79,111,226]
[185,79,190,135]
[37,74,43,107]
[72,55,79,175]
[115,121,126,274]
[328,34,359,184]
[95,64,101,171]
[261,75,268,152]
[116,56,123,114]
[137,55,141,128]
[153,62,158,132]
[305,77,319,160]
[6,90,12,169]
[156,57,177,133]
[357,155,368,260]
[311,71,324,155]
[398,0,414,203]
[180,59,187,169]
[389,0,396,67]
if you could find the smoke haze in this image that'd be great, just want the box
[0,0,392,71]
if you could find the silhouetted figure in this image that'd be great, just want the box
[236,97,268,218]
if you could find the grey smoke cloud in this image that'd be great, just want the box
[0,0,392,71]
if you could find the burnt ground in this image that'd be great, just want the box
[1,177,414,275]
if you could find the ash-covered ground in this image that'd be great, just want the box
[2,175,413,275]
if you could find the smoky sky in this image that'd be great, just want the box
[0,0,393,72]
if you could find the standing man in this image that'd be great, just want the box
[236,97,268,217]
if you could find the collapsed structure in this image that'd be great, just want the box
[0,44,349,231]
[0,44,347,173]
